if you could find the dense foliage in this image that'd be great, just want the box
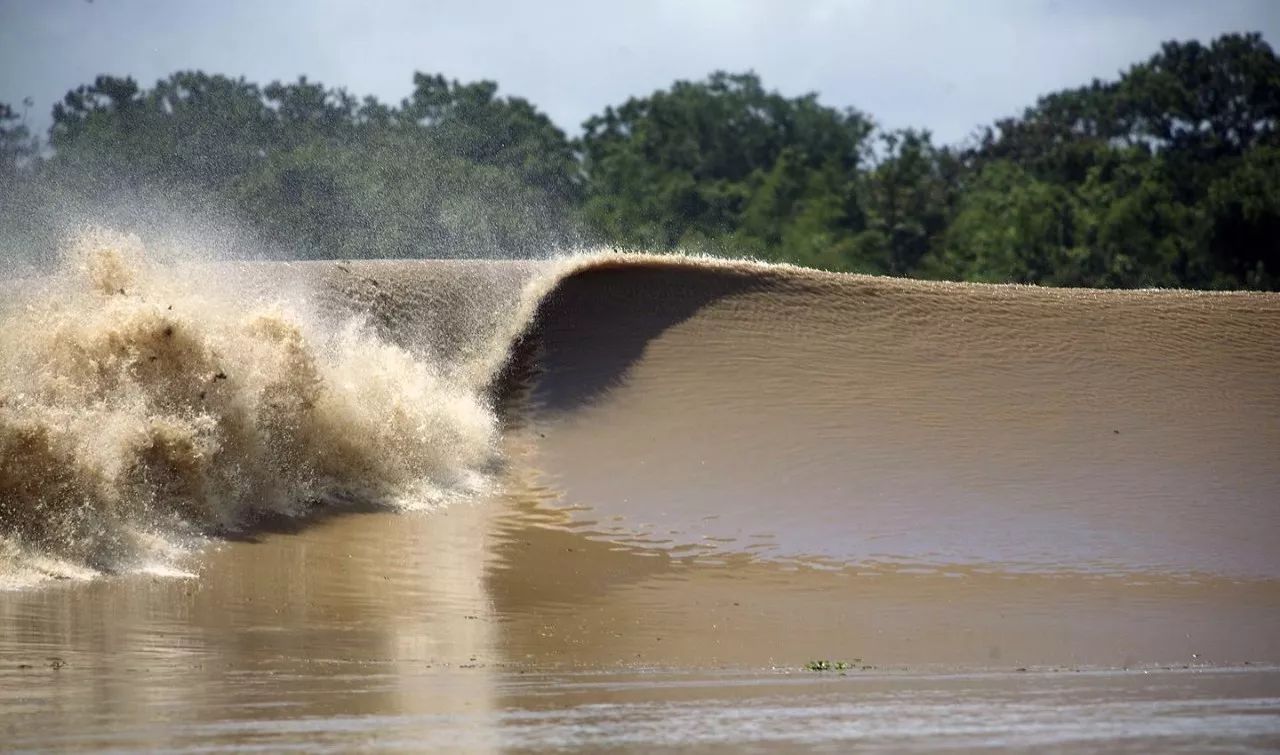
[2,32,1277,288]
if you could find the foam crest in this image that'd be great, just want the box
[0,229,497,582]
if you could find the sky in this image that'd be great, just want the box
[1,0,1278,146]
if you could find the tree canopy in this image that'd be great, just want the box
[2,32,1277,289]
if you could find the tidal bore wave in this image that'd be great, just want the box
[2,228,1279,586]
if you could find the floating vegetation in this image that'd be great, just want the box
[804,659,862,672]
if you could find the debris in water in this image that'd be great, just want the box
[805,660,854,671]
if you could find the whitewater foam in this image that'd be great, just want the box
[0,229,498,583]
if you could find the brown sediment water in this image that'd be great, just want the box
[1,229,1279,750]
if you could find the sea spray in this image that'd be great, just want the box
[0,228,497,583]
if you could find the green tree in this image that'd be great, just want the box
[1083,153,1205,287]
[971,33,1279,174]
[400,73,580,201]
[47,72,276,192]
[960,32,1280,289]
[30,70,583,259]
[580,72,873,250]
[924,161,1081,284]
[857,129,958,275]
[1,100,36,181]
[1203,145,1280,288]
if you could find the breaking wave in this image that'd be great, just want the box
[3,225,1279,587]
[0,229,497,583]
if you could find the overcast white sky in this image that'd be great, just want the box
[1,0,1277,145]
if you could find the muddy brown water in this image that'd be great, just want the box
[2,248,1279,751]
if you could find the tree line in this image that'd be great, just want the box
[1,32,1277,289]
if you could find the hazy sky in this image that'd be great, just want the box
[2,0,1277,145]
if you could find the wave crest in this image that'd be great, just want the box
[0,229,497,580]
